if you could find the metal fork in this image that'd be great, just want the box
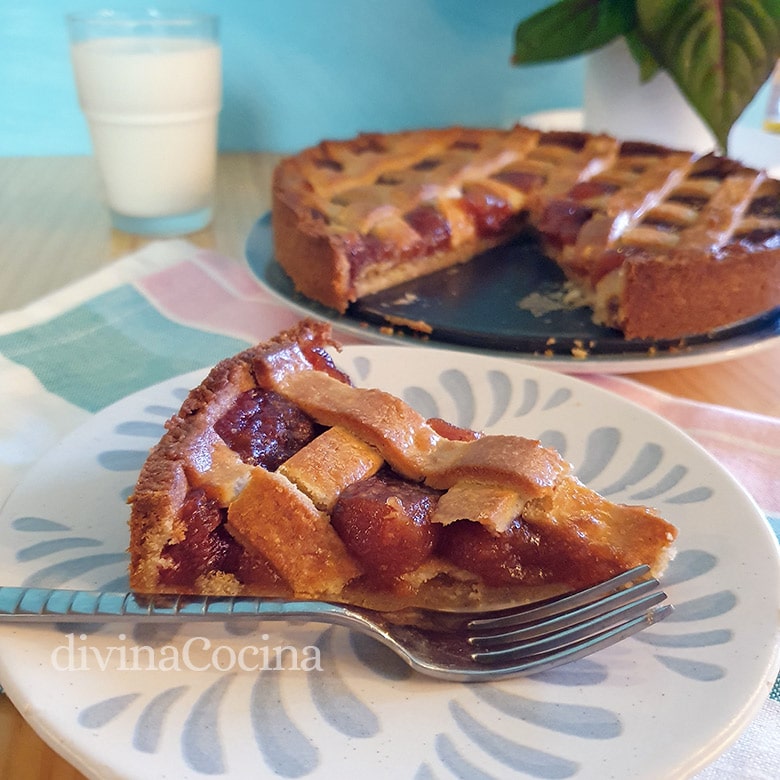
[0,564,671,682]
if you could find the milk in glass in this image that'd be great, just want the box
[68,11,221,235]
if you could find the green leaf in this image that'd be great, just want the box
[624,29,661,82]
[512,0,637,63]
[636,0,780,151]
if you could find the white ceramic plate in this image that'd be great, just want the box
[1,346,778,779]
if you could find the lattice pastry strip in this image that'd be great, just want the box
[664,169,763,252]
[728,177,780,246]
[302,130,461,199]
[227,466,363,597]
[325,127,541,235]
[278,425,384,512]
[561,148,698,253]
[524,133,620,200]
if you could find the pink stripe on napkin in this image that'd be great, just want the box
[135,249,367,347]
[135,251,302,343]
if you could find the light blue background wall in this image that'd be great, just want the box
[1,0,584,155]
[1,1,770,157]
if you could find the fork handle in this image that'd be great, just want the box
[0,585,350,624]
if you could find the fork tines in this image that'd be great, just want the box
[467,564,672,667]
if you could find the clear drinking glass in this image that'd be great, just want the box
[67,10,222,236]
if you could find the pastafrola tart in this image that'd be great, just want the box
[129,320,677,611]
[272,125,779,340]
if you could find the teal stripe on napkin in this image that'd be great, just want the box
[0,285,249,412]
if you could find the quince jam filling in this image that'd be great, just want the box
[403,204,452,251]
[460,183,521,236]
[168,385,602,591]
[213,388,322,470]
[159,489,286,589]
[537,201,595,250]
[343,204,454,282]
[440,515,624,588]
[331,470,441,581]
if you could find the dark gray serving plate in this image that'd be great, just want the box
[245,212,780,372]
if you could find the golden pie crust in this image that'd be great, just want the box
[129,320,677,611]
[272,126,779,340]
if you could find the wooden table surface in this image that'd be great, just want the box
[0,153,778,778]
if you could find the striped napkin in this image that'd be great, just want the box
[0,240,777,778]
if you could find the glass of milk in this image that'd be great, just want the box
[67,10,221,236]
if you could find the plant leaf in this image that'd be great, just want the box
[637,0,780,151]
[624,29,661,82]
[512,0,637,63]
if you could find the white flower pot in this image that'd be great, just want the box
[583,38,718,152]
